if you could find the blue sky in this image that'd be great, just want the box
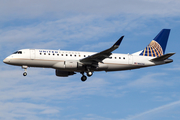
[0,0,180,120]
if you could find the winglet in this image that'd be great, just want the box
[113,36,124,47]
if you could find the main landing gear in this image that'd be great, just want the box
[22,65,28,76]
[81,74,87,82]
[87,71,93,77]
[80,71,93,82]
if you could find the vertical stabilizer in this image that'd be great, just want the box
[139,29,170,57]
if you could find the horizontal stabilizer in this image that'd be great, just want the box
[150,53,175,61]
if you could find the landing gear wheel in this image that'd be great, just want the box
[87,71,93,77]
[81,75,87,82]
[22,65,28,76]
[23,72,27,76]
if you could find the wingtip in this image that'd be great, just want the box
[114,36,124,46]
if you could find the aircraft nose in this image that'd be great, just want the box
[3,58,10,64]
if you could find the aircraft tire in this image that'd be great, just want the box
[81,75,87,82]
[23,72,27,76]
[87,71,93,77]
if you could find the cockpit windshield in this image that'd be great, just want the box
[13,51,22,54]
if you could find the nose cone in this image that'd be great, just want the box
[3,58,10,64]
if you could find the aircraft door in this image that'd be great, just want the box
[30,49,35,60]
[128,54,133,64]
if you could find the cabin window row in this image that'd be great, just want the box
[109,57,125,59]
[40,53,90,57]
[39,53,125,59]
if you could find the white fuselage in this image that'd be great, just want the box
[3,29,174,81]
[3,49,166,72]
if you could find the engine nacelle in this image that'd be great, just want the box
[53,61,83,70]
[55,70,76,77]
[65,61,78,69]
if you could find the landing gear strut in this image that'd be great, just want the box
[80,72,87,82]
[22,65,28,76]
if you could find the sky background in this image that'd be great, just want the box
[0,0,180,120]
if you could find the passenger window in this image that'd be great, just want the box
[115,57,116,59]
[123,57,125,59]
[84,55,86,57]
[61,54,63,56]
[66,54,68,56]
[40,53,42,55]
[48,53,50,55]
[44,53,46,55]
[57,54,59,56]
[119,57,121,59]
[74,55,76,57]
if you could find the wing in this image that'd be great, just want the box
[80,36,124,65]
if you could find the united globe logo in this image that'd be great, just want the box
[140,40,163,57]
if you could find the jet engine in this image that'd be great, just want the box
[55,70,76,77]
[53,61,83,70]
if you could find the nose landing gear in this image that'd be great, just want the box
[23,72,27,76]
[22,65,28,76]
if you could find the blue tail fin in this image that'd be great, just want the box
[139,29,170,57]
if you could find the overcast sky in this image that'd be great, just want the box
[0,0,180,120]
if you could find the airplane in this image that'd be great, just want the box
[3,29,175,81]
